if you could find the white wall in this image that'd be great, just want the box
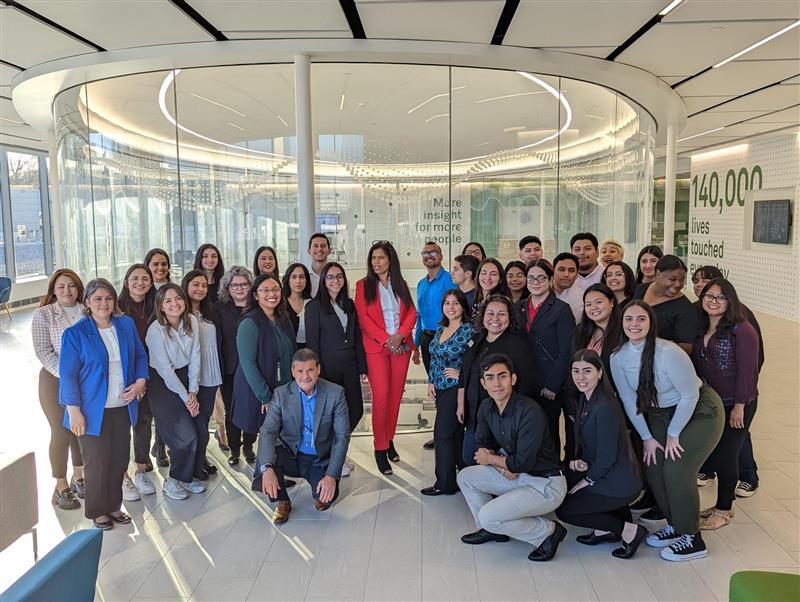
[688,132,800,321]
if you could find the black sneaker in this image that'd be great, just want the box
[646,524,680,548]
[735,482,758,498]
[640,507,666,523]
[696,473,715,487]
[660,532,707,561]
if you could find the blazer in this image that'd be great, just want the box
[354,278,417,354]
[256,378,351,478]
[214,299,246,376]
[459,329,535,429]
[31,302,77,377]
[59,314,149,436]
[516,292,575,395]
[574,388,642,499]
[304,298,367,375]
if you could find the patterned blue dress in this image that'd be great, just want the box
[428,322,474,391]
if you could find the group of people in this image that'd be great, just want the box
[32,231,761,564]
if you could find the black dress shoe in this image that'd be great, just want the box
[243,447,256,464]
[461,529,510,545]
[576,531,622,546]
[528,522,567,561]
[214,430,230,452]
[204,461,218,475]
[423,438,435,450]
[194,469,209,482]
[387,440,400,463]
[612,525,649,559]
[421,486,458,496]
[228,455,240,466]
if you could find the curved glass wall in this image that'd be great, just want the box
[54,62,655,434]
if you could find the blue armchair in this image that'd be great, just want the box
[0,529,103,602]
[0,276,11,320]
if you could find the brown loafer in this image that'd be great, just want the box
[315,500,331,512]
[273,500,291,524]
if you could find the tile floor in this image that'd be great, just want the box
[0,308,798,601]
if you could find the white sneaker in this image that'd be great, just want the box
[122,476,141,501]
[182,479,206,494]
[163,477,189,500]
[341,464,351,477]
[133,471,156,495]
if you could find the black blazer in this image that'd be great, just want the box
[516,292,575,396]
[574,388,642,498]
[304,298,367,375]
[214,300,245,376]
[459,329,535,429]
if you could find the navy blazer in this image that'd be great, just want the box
[516,292,575,395]
[59,314,149,436]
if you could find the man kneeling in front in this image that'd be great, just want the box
[457,354,568,561]
[258,348,351,524]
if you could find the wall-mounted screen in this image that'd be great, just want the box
[752,199,792,245]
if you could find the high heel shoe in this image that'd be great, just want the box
[374,450,393,475]
[387,440,400,463]
[612,525,648,559]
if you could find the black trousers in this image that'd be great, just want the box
[420,330,435,374]
[220,373,257,456]
[149,367,209,483]
[704,401,758,510]
[556,487,638,534]
[433,386,464,492]
[738,430,759,485]
[78,407,130,519]
[268,447,340,504]
[196,385,217,463]
[38,368,83,478]
[537,395,564,459]
[322,364,364,432]
[133,392,155,464]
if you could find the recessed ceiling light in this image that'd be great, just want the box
[713,20,800,69]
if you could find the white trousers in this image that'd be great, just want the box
[457,465,567,546]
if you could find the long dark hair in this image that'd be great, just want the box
[282,263,312,300]
[474,258,508,306]
[144,247,171,282]
[504,260,530,301]
[635,245,662,284]
[602,260,635,300]
[246,273,291,328]
[252,245,280,280]
[461,241,486,261]
[569,349,638,471]
[153,283,193,336]
[692,265,723,283]
[118,263,155,317]
[617,300,658,415]
[181,269,217,323]
[573,283,620,351]
[193,243,225,285]
[477,293,519,334]
[698,278,746,337]
[440,288,471,327]
[316,262,354,315]
[363,241,413,307]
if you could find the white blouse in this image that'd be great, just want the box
[99,326,127,408]
[145,315,201,402]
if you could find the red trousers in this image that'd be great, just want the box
[366,347,411,450]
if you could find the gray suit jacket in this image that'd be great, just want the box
[256,378,351,478]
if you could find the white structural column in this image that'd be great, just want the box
[663,123,678,254]
[48,130,65,267]
[294,54,315,263]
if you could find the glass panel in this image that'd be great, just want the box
[7,151,45,278]
[0,166,5,277]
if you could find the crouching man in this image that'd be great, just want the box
[258,348,351,524]
[457,353,568,561]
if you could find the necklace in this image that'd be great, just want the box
[129,299,147,321]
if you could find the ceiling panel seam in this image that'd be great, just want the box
[0,0,105,51]
[339,0,366,39]
[492,0,520,45]
[168,0,229,41]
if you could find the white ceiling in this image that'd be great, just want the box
[2,0,799,154]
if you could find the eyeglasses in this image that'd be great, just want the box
[325,274,345,282]
[256,287,281,295]
[702,293,728,304]
[421,251,439,258]
[526,275,548,283]
[229,282,249,290]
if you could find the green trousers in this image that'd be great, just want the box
[645,384,724,534]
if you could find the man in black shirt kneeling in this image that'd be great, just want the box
[457,353,568,561]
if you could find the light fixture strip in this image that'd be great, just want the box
[658,0,684,16]
[678,126,725,142]
[476,91,547,105]
[227,121,245,132]
[189,92,247,118]
[713,20,800,69]
[339,94,345,112]
[408,86,465,114]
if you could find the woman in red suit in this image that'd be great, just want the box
[355,241,417,475]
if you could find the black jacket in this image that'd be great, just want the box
[304,298,367,376]
[214,300,246,376]
[516,292,575,396]
[459,329,535,429]
[574,388,642,498]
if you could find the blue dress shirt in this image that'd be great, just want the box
[299,386,318,455]
[414,268,454,345]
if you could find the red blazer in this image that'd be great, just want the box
[354,278,417,354]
